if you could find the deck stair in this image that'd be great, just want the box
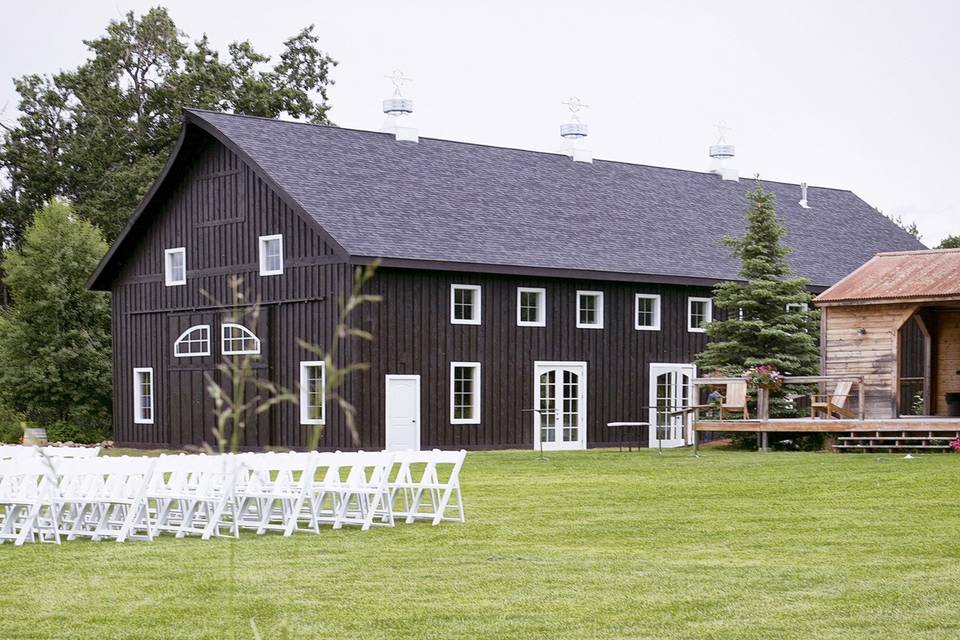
[834,430,960,453]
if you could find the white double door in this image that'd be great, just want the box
[648,363,696,448]
[534,361,587,451]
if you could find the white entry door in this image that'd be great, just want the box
[534,362,587,451]
[385,375,421,451]
[648,363,696,448]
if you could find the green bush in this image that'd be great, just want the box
[0,405,24,444]
[44,421,110,444]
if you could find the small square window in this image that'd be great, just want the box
[576,291,603,329]
[164,247,186,286]
[517,287,546,327]
[688,297,713,333]
[786,303,809,313]
[635,294,661,331]
[451,285,481,325]
[259,234,284,276]
[450,362,481,424]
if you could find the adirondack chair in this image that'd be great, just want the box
[810,380,856,419]
[719,381,750,419]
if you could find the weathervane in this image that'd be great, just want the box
[562,97,589,122]
[385,70,412,96]
[714,120,732,144]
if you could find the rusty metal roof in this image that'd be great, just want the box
[815,249,960,305]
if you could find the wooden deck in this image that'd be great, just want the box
[694,417,960,433]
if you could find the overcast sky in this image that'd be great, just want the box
[1,1,957,244]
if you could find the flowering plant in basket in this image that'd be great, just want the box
[949,439,960,453]
[744,365,784,390]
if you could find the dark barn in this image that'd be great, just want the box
[88,109,924,451]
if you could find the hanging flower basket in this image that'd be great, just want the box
[745,365,784,390]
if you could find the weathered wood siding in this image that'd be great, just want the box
[110,131,351,448]
[352,269,713,450]
[821,303,915,418]
[933,310,960,415]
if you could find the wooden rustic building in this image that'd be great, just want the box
[88,109,924,451]
[815,249,960,419]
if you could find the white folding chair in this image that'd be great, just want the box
[234,452,318,536]
[0,459,60,545]
[394,449,466,525]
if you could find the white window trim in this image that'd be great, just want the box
[450,361,481,425]
[786,302,810,313]
[517,287,547,327]
[688,297,713,333]
[133,367,154,425]
[258,234,284,276]
[576,290,604,329]
[299,360,326,425]
[173,324,211,358]
[450,284,482,326]
[164,247,186,287]
[635,294,662,331]
[221,323,261,355]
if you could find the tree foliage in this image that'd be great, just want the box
[696,185,821,413]
[0,200,111,432]
[938,234,960,249]
[0,7,336,245]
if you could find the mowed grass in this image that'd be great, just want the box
[2,449,959,639]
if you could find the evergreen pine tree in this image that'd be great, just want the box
[696,184,820,414]
[0,200,111,437]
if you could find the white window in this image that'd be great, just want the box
[258,234,284,276]
[450,284,481,325]
[133,368,154,425]
[450,362,481,424]
[786,302,809,313]
[688,297,713,333]
[164,247,186,286]
[576,291,604,329]
[174,325,211,357]
[517,287,546,327]
[221,323,261,355]
[635,294,661,331]
[299,361,326,425]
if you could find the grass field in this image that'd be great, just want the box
[2,448,959,639]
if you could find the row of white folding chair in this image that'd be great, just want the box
[388,449,466,525]
[0,456,152,545]
[0,445,101,461]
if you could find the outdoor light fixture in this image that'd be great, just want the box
[857,327,867,335]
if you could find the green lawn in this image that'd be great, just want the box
[2,448,959,639]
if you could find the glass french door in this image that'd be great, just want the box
[648,363,696,448]
[534,362,587,450]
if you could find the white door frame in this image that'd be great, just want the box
[385,374,421,451]
[533,361,588,451]
[648,363,696,448]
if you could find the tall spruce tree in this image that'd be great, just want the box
[696,184,820,413]
[0,200,111,435]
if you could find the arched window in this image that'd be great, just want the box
[221,323,261,355]
[174,325,211,357]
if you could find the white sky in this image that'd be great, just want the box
[1,0,957,244]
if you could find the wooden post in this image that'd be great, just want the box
[758,386,770,452]
[858,377,865,420]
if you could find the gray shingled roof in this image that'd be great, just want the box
[187,109,924,287]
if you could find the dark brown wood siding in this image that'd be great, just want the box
[352,269,712,450]
[110,133,351,448]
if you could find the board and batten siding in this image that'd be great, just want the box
[351,268,712,450]
[110,132,352,448]
[932,310,960,415]
[821,303,917,419]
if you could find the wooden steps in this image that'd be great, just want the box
[833,430,960,453]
